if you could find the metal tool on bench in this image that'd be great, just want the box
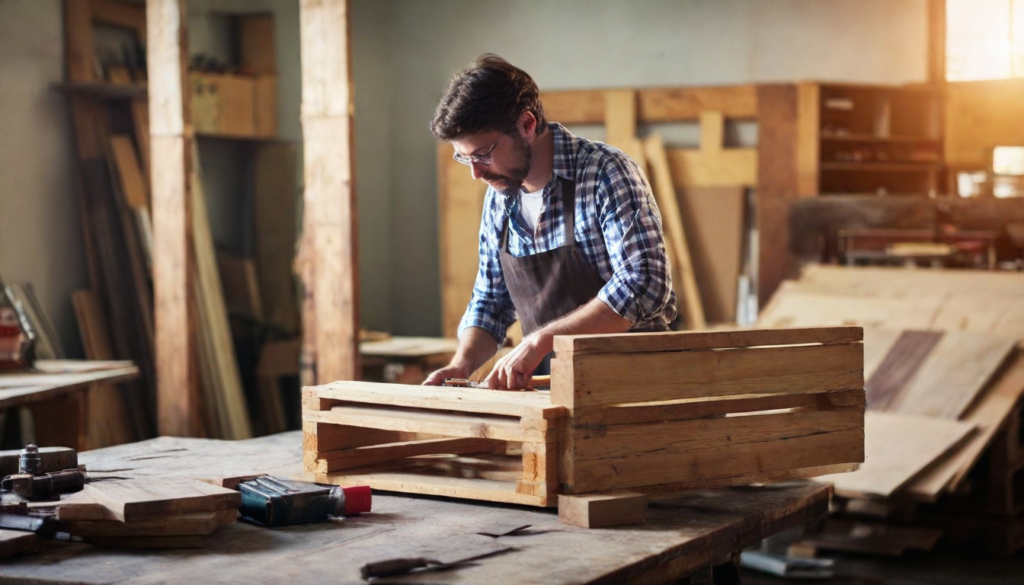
[443,374,550,390]
[237,476,371,527]
[0,444,85,501]
[359,546,511,580]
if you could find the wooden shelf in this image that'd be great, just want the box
[52,82,147,99]
[821,162,939,173]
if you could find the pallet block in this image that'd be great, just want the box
[302,327,865,519]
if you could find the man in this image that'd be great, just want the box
[424,54,677,390]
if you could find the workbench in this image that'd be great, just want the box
[0,432,830,584]
[0,360,138,451]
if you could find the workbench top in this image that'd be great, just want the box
[0,432,829,584]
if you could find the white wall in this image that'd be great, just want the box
[379,0,930,335]
[0,0,87,357]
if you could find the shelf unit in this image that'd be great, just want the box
[797,82,944,196]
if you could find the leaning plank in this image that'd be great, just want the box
[554,343,863,408]
[314,381,565,419]
[644,133,706,330]
[569,407,863,493]
[905,347,1024,499]
[558,492,648,528]
[304,406,546,442]
[890,330,1015,419]
[317,437,505,473]
[554,326,863,355]
[816,411,976,499]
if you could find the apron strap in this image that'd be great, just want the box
[501,176,577,252]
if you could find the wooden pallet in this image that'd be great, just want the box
[303,327,866,517]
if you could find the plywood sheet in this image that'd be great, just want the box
[891,330,1015,419]
[678,186,745,323]
[816,411,975,498]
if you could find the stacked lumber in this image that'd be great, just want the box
[60,0,254,441]
[56,478,240,548]
[759,265,1024,555]
[303,327,865,526]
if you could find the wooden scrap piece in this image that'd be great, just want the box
[558,491,648,528]
[57,478,241,522]
[816,411,976,499]
[68,508,237,537]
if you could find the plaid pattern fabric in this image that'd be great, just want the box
[458,123,677,342]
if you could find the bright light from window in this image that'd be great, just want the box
[946,0,1024,81]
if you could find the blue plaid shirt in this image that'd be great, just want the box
[458,123,677,342]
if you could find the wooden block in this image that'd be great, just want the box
[554,342,863,408]
[558,492,648,528]
[68,508,237,537]
[553,326,863,356]
[678,186,746,323]
[58,479,241,522]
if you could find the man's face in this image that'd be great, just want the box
[452,130,532,197]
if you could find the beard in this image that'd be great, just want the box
[481,134,532,198]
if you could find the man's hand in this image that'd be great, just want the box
[423,364,470,386]
[484,330,553,390]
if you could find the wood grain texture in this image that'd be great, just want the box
[816,411,975,498]
[558,492,648,528]
[864,330,942,410]
[891,330,1015,419]
[148,0,197,437]
[314,380,565,419]
[58,479,240,522]
[568,405,864,493]
[554,326,862,355]
[555,342,863,408]
[644,133,705,329]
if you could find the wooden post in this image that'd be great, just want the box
[928,0,946,84]
[299,0,360,384]
[148,0,200,435]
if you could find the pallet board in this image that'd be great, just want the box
[304,327,865,514]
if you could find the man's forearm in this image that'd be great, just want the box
[531,298,631,356]
[450,326,503,376]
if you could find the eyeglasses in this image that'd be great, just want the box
[453,136,501,166]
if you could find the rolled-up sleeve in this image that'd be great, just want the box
[593,156,676,327]
[457,190,518,343]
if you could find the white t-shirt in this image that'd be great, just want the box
[519,188,545,232]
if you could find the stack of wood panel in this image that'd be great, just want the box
[759,265,1024,555]
[55,478,240,549]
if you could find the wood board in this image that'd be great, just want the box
[816,411,976,498]
[57,478,241,522]
[678,186,745,324]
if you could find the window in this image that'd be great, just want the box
[947,0,1024,81]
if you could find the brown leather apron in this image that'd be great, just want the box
[499,177,606,339]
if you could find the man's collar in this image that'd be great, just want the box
[549,122,576,183]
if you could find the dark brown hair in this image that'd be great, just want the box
[430,54,547,141]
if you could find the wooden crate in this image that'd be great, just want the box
[303,327,865,508]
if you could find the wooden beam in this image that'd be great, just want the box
[928,0,946,84]
[558,491,648,528]
[299,0,360,384]
[148,0,199,436]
